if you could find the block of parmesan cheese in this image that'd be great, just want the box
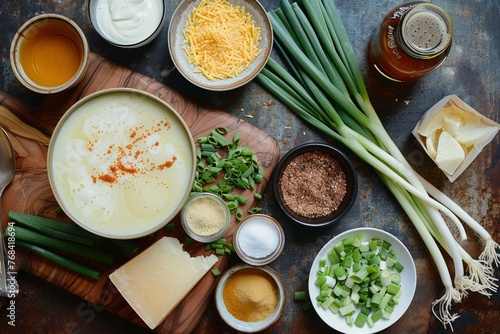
[109,236,218,329]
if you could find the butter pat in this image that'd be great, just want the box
[435,131,465,175]
[412,95,500,182]
[109,237,218,329]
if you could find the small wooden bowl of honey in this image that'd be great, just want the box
[10,14,89,94]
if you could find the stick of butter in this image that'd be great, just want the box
[418,104,498,175]
[109,236,218,329]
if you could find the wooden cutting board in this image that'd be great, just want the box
[0,53,280,333]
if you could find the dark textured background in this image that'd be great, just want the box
[0,0,499,333]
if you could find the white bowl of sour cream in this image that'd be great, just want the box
[47,88,196,239]
[89,0,166,48]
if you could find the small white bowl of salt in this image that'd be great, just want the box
[233,214,285,266]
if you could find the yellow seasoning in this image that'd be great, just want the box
[185,195,226,236]
[182,0,262,80]
[223,268,278,322]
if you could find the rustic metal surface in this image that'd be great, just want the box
[0,0,499,333]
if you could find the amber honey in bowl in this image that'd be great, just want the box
[10,14,88,93]
[20,20,82,86]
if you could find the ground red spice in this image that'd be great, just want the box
[98,174,117,183]
[158,156,177,170]
[89,120,177,185]
[279,151,347,218]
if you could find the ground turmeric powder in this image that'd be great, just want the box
[222,268,278,322]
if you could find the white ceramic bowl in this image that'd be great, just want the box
[47,88,196,239]
[88,0,167,48]
[10,14,88,94]
[233,214,285,266]
[168,0,273,91]
[215,264,285,332]
[308,227,417,333]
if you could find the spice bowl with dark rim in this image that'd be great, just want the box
[180,192,231,243]
[272,143,358,227]
[215,264,286,333]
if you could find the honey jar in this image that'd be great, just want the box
[368,2,453,82]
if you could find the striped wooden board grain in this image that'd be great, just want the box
[0,52,280,333]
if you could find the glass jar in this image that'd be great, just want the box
[181,192,230,243]
[368,2,453,82]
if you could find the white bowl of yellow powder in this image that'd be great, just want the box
[181,192,230,242]
[215,264,285,332]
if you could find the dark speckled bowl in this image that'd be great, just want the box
[272,143,358,227]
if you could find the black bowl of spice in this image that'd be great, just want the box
[273,143,358,227]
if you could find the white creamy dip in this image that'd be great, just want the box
[95,0,164,45]
[50,91,193,238]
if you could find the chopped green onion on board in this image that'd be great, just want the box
[193,128,264,219]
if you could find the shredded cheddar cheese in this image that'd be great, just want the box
[182,0,262,80]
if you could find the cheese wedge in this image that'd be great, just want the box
[455,123,499,147]
[109,237,218,329]
[442,112,462,136]
[425,129,440,159]
[418,106,449,137]
[435,131,466,175]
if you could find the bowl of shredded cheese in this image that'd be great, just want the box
[168,0,273,91]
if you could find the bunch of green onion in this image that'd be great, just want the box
[256,0,499,328]
[6,211,139,280]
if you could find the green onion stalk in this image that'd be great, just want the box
[256,0,499,328]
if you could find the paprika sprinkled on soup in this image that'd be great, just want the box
[49,91,193,237]
[87,119,176,185]
[19,19,84,87]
